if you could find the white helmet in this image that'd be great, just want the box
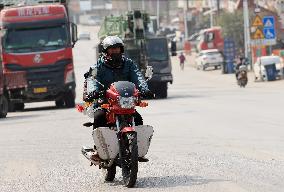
[101,36,124,53]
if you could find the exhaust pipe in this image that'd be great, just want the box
[81,146,100,165]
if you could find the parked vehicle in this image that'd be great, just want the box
[87,15,102,26]
[237,65,248,87]
[253,56,284,81]
[197,27,224,53]
[78,80,153,188]
[0,0,78,110]
[195,49,224,70]
[78,32,91,40]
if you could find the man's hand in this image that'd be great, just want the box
[141,90,155,99]
[85,91,99,102]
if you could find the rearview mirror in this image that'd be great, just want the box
[70,22,78,47]
[145,66,153,80]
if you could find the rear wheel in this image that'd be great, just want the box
[155,82,167,99]
[121,132,138,188]
[0,95,8,118]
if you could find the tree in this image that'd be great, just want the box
[216,10,244,52]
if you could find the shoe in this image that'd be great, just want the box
[138,156,149,162]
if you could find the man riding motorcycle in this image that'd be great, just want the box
[83,36,154,161]
[235,57,246,79]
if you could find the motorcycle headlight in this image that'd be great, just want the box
[118,96,135,109]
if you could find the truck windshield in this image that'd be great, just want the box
[3,25,68,53]
[146,39,168,61]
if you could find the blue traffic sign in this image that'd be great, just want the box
[262,16,276,40]
[263,28,275,39]
[263,16,274,28]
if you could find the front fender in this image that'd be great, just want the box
[121,126,135,133]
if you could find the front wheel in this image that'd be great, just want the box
[0,95,8,118]
[64,91,75,108]
[155,82,167,99]
[55,99,64,108]
[120,132,138,188]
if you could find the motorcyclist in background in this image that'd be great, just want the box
[235,56,246,79]
[84,35,154,131]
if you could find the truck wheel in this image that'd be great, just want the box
[155,82,168,99]
[55,99,64,108]
[64,91,75,108]
[0,95,8,118]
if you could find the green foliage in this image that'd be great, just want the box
[216,10,244,50]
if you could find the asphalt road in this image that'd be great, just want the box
[0,26,284,192]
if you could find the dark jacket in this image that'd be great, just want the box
[87,55,149,94]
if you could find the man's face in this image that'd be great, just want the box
[107,47,121,55]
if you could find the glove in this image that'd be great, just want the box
[85,91,99,102]
[141,90,155,99]
[83,71,90,79]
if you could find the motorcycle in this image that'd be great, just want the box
[77,67,154,188]
[237,65,248,88]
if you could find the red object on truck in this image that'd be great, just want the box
[0,0,78,111]
[0,66,27,117]
[197,26,224,52]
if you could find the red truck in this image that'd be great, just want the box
[0,0,77,111]
[197,26,224,52]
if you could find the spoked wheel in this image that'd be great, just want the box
[104,162,116,182]
[120,132,138,188]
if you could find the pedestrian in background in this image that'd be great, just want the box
[179,52,186,70]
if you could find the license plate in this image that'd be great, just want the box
[33,87,47,93]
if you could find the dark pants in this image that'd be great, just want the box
[93,109,143,129]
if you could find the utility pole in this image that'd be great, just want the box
[166,0,170,24]
[184,0,189,39]
[142,0,145,10]
[128,0,131,11]
[243,0,252,69]
[157,0,160,29]
[210,0,214,27]
[217,0,220,15]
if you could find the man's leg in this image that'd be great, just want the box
[134,111,143,125]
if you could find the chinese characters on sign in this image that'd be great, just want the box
[18,7,50,17]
